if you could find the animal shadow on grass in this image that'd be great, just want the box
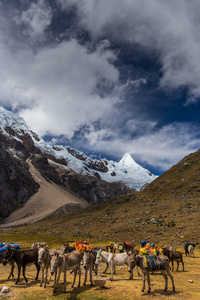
[51,283,94,298]
[110,277,141,282]
[11,279,40,288]
[142,288,180,296]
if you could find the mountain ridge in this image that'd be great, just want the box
[0,106,157,191]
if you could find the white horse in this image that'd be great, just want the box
[188,245,194,257]
[95,249,129,280]
[95,250,116,275]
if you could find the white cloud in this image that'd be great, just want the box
[80,122,200,173]
[0,36,120,137]
[59,0,200,102]
[15,0,52,38]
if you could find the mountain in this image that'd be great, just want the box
[0,106,157,222]
[4,147,200,242]
[140,147,200,200]
[0,107,157,189]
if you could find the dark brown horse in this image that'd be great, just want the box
[163,247,184,271]
[3,246,40,284]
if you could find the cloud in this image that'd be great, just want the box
[59,0,200,103]
[15,0,52,39]
[79,122,200,173]
[0,33,121,136]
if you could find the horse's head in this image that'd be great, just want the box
[50,253,61,274]
[3,246,13,266]
[83,250,90,269]
[127,253,138,273]
[95,250,103,266]
[38,247,46,265]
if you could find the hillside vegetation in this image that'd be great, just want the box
[1,149,200,245]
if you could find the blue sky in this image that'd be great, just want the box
[1,0,200,175]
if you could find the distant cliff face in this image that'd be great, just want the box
[31,154,134,205]
[0,133,39,218]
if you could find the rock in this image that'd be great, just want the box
[94,279,106,288]
[1,286,10,293]
[188,280,193,283]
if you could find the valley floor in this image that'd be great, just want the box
[0,250,200,300]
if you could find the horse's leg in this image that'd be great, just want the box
[164,265,175,292]
[171,260,174,271]
[109,263,113,281]
[147,271,151,293]
[72,268,77,288]
[113,265,116,275]
[161,270,168,292]
[35,262,40,280]
[176,260,179,271]
[78,265,81,287]
[44,266,48,288]
[181,259,184,271]
[94,264,98,275]
[63,267,67,293]
[129,269,133,280]
[137,266,140,276]
[54,268,57,283]
[22,265,28,284]
[90,266,93,286]
[83,267,87,285]
[53,268,61,293]
[103,262,109,273]
[141,272,146,292]
[8,263,15,279]
[48,272,52,284]
[40,265,44,287]
[15,265,21,284]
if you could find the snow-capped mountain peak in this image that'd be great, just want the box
[119,153,138,167]
[0,106,158,190]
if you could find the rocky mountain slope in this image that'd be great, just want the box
[6,147,200,244]
[0,106,157,221]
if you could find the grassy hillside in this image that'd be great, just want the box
[2,148,200,247]
[1,190,199,248]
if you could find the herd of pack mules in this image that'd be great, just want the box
[0,241,197,294]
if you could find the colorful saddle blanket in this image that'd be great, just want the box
[144,255,164,271]
[0,243,21,258]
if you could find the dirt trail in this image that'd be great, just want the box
[0,158,88,228]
